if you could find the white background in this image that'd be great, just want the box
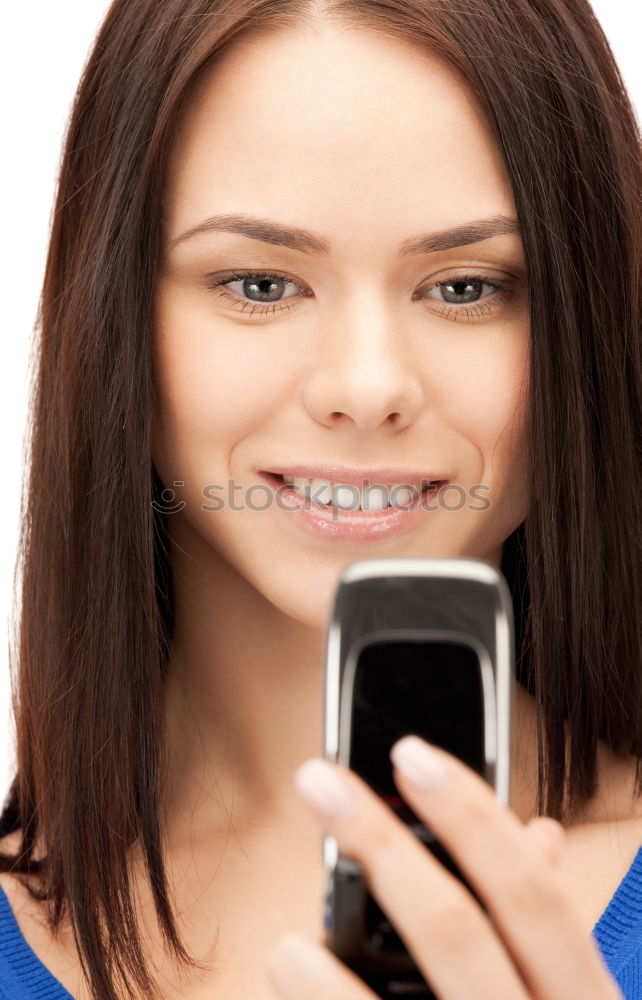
[0,1,640,805]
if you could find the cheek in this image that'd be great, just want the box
[440,323,530,462]
[151,283,295,449]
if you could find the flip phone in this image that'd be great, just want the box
[322,557,515,998]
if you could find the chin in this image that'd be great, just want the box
[258,560,349,631]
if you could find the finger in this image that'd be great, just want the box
[525,817,566,866]
[296,926,325,945]
[294,757,531,1000]
[265,932,378,1000]
[389,736,622,1000]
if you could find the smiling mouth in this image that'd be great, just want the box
[265,472,447,513]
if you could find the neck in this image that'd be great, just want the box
[162,536,326,842]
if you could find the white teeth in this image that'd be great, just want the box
[281,475,427,511]
[310,478,333,504]
[361,485,389,511]
[392,486,417,506]
[332,485,359,510]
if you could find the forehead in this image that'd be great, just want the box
[163,23,515,251]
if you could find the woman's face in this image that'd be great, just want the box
[152,22,530,629]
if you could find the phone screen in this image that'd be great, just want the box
[345,638,488,967]
[348,638,486,826]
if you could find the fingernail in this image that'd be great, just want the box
[528,817,566,861]
[294,758,357,818]
[265,933,312,995]
[266,931,308,966]
[390,736,447,789]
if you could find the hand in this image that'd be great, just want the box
[265,736,624,1000]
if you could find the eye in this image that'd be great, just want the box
[205,270,310,316]
[415,272,514,321]
[428,277,495,304]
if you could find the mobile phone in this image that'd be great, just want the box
[322,557,515,999]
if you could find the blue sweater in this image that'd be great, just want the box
[0,847,641,998]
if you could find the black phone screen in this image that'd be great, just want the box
[348,640,485,826]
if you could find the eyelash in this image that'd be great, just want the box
[204,269,514,320]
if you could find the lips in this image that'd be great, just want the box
[260,471,449,516]
[259,470,450,541]
[260,465,449,488]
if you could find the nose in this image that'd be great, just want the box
[302,290,425,433]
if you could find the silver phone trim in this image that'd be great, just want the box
[323,558,514,876]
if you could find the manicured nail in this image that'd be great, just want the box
[294,758,357,818]
[390,736,447,789]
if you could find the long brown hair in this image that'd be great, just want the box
[1,0,640,997]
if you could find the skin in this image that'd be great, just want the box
[146,18,633,999]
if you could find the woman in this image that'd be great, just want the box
[0,0,639,998]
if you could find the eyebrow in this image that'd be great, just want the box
[170,213,521,255]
